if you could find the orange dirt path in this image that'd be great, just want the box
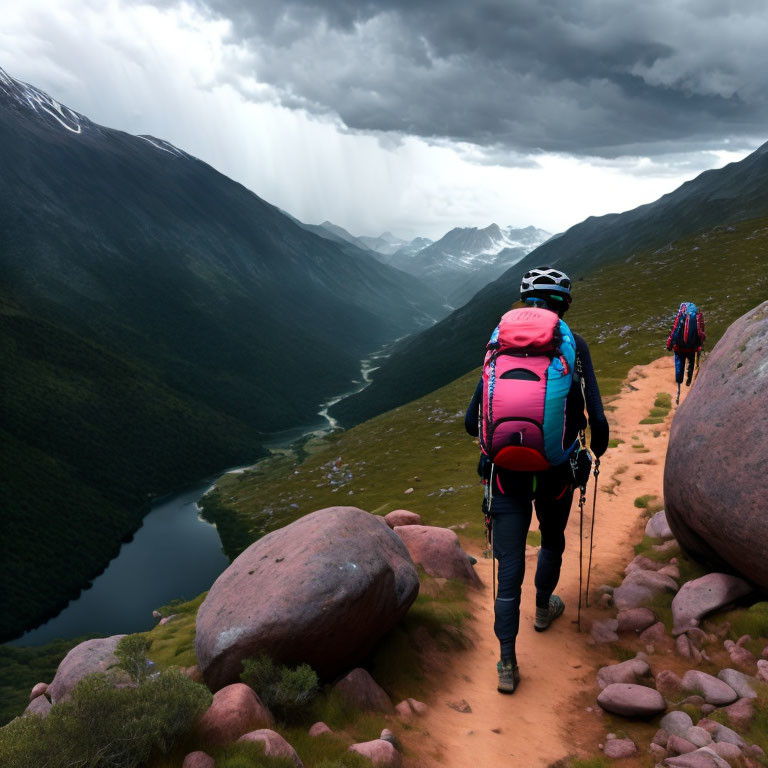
[406,356,689,767]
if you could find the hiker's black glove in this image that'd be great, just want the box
[571,447,593,490]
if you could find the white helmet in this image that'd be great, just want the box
[520,266,572,307]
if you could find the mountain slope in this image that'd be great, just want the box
[0,66,442,639]
[330,142,768,426]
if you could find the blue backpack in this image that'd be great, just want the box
[672,302,700,350]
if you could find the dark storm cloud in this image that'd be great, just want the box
[155,0,768,158]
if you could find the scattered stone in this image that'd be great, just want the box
[23,696,51,717]
[696,718,746,747]
[152,610,162,619]
[598,584,615,595]
[159,614,177,625]
[590,618,619,644]
[686,628,709,649]
[614,572,677,611]
[656,670,686,699]
[403,488,414,494]
[48,635,128,703]
[757,659,768,683]
[447,698,472,713]
[700,704,715,715]
[349,739,401,766]
[726,642,757,670]
[395,700,412,718]
[597,683,666,718]
[661,711,695,737]
[198,684,273,745]
[238,730,303,766]
[671,573,753,635]
[707,741,743,761]
[597,657,651,690]
[664,747,731,767]
[384,510,422,528]
[309,722,333,737]
[407,697,428,715]
[684,727,713,748]
[660,564,681,580]
[379,728,401,750]
[603,737,636,758]
[681,695,706,708]
[650,743,668,759]
[667,734,698,755]
[598,593,613,608]
[335,669,393,712]
[682,671,738,706]
[625,555,666,574]
[182,752,215,768]
[676,634,703,662]
[625,569,678,592]
[724,697,754,730]
[393,525,480,586]
[639,621,670,648]
[717,669,758,699]
[617,607,657,633]
[182,665,203,683]
[653,539,679,554]
[195,507,420,687]
[29,682,48,701]
[653,728,670,746]
[646,509,674,539]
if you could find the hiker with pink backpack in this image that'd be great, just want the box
[465,267,609,693]
[667,301,706,404]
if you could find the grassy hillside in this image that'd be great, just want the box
[202,216,768,558]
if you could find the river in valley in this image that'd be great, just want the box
[11,339,398,647]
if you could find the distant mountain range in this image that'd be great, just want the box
[0,66,445,639]
[330,139,768,426]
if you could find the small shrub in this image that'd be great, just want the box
[240,656,319,722]
[654,393,672,409]
[0,669,211,768]
[633,495,657,509]
[607,438,624,448]
[115,634,152,683]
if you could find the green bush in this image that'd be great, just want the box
[115,634,152,684]
[240,656,319,722]
[0,669,211,768]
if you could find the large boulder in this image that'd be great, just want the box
[196,507,419,690]
[671,573,752,634]
[47,635,127,703]
[597,683,666,718]
[664,301,768,587]
[393,525,481,586]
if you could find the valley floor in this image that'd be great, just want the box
[405,356,685,767]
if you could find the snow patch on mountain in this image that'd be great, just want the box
[137,135,189,159]
[0,66,87,134]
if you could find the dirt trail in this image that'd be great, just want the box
[408,356,689,767]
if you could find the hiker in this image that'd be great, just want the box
[465,266,609,694]
[666,302,706,404]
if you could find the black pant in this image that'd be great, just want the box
[489,462,574,660]
[674,350,696,384]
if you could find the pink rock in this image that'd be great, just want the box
[707,741,743,761]
[697,718,745,747]
[639,621,670,647]
[727,643,757,670]
[684,727,712,747]
[596,683,666,717]
[182,752,216,768]
[664,748,732,767]
[686,628,709,648]
[717,669,758,699]
[661,710,694,736]
[650,743,668,759]
[757,659,768,682]
[676,634,702,662]
[198,684,273,745]
[384,510,422,528]
[309,722,333,736]
[23,695,51,717]
[668,734,698,755]
[617,607,656,633]
[625,555,665,574]
[196,507,419,688]
[762,645,768,659]
[48,635,127,703]
[395,700,412,717]
[671,573,753,635]
[29,682,48,701]
[682,671,738,706]
[724,697,754,730]
[656,670,685,698]
[238,730,303,766]
[334,668,393,712]
[603,737,636,758]
[653,728,670,746]
[664,303,768,593]
[624,569,678,592]
[349,739,401,766]
[653,539,679,553]
[407,697,428,714]
[660,565,681,579]
[646,509,674,539]
[183,665,203,683]
[597,657,650,690]
[590,618,619,643]
[393,525,480,586]
[159,614,177,625]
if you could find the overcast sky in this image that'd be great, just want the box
[3,0,766,239]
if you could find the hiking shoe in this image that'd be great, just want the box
[497,659,520,694]
[534,595,565,632]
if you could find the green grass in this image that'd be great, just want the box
[654,393,672,409]
[607,438,625,448]
[633,495,657,509]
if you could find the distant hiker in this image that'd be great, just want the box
[465,267,609,694]
[666,301,706,403]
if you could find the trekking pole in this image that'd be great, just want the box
[577,486,586,632]
[584,457,600,608]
